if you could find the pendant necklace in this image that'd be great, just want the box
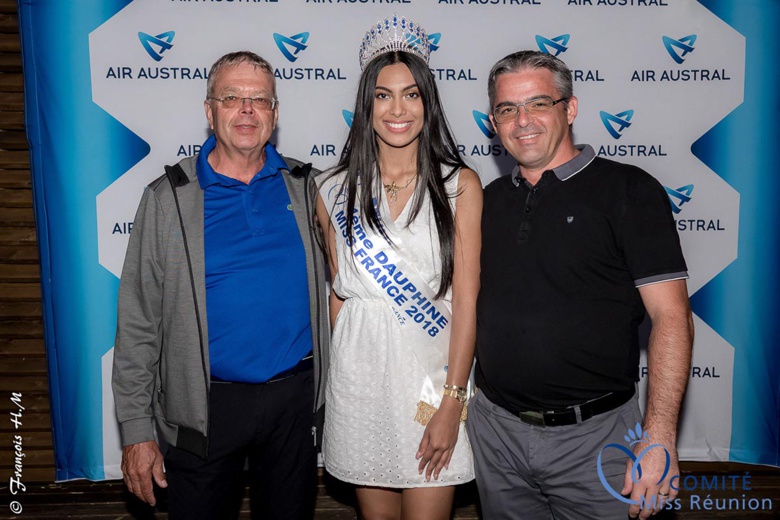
[383,174,417,204]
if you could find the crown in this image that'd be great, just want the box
[358,14,431,71]
[624,423,651,447]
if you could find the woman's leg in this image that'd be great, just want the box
[356,484,456,520]
[356,487,402,520]
[401,486,455,520]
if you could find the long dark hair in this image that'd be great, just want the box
[331,51,466,298]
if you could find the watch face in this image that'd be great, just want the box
[444,388,467,404]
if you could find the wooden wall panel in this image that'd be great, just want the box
[0,0,53,483]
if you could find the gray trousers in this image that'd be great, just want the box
[466,390,642,520]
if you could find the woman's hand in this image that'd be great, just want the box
[415,397,463,481]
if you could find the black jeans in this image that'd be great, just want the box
[164,368,317,520]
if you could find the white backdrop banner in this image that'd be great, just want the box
[17,0,779,481]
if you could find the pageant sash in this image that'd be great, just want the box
[324,179,453,423]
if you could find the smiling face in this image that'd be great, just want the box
[490,67,579,181]
[204,61,278,157]
[372,63,424,154]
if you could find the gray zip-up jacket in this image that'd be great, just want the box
[112,154,329,458]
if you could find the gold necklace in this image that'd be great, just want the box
[383,174,417,204]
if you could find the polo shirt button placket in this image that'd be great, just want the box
[518,187,536,242]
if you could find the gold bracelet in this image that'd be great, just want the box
[443,384,468,403]
[443,388,467,404]
[444,384,467,394]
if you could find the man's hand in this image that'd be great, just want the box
[626,280,692,518]
[121,440,167,506]
[622,434,679,519]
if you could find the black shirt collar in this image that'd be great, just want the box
[511,144,596,187]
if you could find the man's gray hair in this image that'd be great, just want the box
[487,51,573,109]
[206,51,276,100]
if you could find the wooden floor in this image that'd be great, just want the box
[1,464,779,519]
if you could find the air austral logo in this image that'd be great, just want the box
[426,31,475,81]
[631,33,728,82]
[662,34,696,64]
[665,184,693,214]
[273,30,345,81]
[342,110,354,128]
[405,32,427,51]
[138,31,175,61]
[536,34,569,56]
[458,110,508,158]
[472,110,494,139]
[667,184,727,232]
[273,32,309,62]
[428,32,442,52]
[600,110,633,139]
[597,110,666,158]
[106,30,205,80]
[535,35,603,82]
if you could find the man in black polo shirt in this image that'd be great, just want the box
[466,50,694,520]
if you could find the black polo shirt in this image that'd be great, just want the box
[475,145,688,413]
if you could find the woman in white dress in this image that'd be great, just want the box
[316,15,482,520]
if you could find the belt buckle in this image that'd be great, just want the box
[518,410,546,427]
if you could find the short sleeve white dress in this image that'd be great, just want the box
[319,169,474,488]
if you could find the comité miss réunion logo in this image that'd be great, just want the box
[597,423,671,506]
[138,31,175,61]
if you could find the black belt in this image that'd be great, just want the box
[512,390,634,428]
[211,353,314,385]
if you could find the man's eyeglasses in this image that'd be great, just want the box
[492,96,567,124]
[209,96,277,111]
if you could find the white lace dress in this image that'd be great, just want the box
[320,170,474,488]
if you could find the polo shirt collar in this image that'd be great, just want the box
[196,134,288,188]
[511,144,596,187]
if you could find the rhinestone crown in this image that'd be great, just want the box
[358,14,431,71]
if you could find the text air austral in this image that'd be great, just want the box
[105,66,208,80]
[567,0,668,5]
[438,0,540,4]
[631,69,731,82]
[274,68,346,81]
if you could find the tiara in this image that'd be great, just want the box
[358,14,431,70]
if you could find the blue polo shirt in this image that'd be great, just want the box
[197,135,312,383]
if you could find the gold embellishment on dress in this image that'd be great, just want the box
[414,400,468,426]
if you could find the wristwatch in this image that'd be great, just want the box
[443,385,468,404]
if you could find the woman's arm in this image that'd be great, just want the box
[417,168,483,480]
[315,193,345,328]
